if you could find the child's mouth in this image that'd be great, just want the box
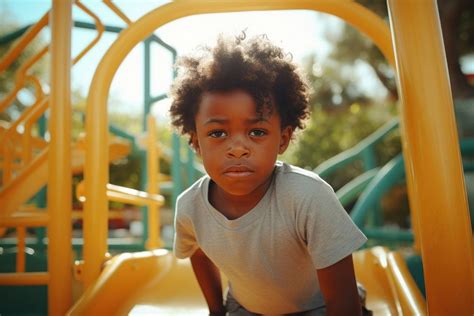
[223,165,254,177]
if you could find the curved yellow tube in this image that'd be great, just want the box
[84,0,393,289]
[72,1,105,64]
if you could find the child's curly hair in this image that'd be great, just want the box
[169,33,310,137]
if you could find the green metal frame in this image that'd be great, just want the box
[315,117,473,247]
[314,118,399,178]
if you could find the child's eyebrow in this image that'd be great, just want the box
[203,117,269,125]
[203,118,228,125]
[247,117,269,124]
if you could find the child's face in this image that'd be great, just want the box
[192,89,292,197]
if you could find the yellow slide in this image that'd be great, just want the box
[68,249,208,315]
[68,246,425,315]
[0,136,131,217]
[353,247,426,315]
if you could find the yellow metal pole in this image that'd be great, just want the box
[48,0,73,315]
[83,31,109,293]
[0,272,49,285]
[16,226,26,273]
[146,115,162,249]
[84,0,393,288]
[0,213,49,227]
[2,139,13,183]
[387,1,473,314]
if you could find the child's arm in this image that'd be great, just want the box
[317,254,362,316]
[190,248,226,316]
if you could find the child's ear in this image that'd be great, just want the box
[190,132,201,156]
[278,126,293,154]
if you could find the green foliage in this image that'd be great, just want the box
[458,4,474,55]
[288,12,405,223]
[290,42,400,183]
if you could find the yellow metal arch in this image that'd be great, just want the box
[84,0,394,288]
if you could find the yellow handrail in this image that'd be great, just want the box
[103,0,132,25]
[0,12,49,72]
[0,98,48,146]
[22,97,49,164]
[0,46,48,113]
[76,181,164,207]
[73,1,105,63]
[72,210,136,220]
[1,98,47,184]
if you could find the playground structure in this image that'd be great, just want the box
[0,0,473,315]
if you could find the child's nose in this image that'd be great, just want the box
[226,138,250,158]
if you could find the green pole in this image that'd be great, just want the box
[186,146,195,187]
[140,37,153,247]
[171,133,182,210]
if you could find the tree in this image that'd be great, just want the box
[347,0,474,100]
[292,0,474,171]
[438,0,474,98]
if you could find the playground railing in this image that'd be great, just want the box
[314,118,400,232]
[0,0,103,188]
[314,118,399,178]
[316,115,473,247]
[0,2,121,313]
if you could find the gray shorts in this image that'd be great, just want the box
[225,291,326,316]
[224,283,371,316]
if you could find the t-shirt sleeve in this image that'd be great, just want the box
[296,180,367,269]
[173,198,199,259]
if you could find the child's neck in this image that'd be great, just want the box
[209,176,273,220]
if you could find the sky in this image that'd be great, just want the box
[0,0,384,123]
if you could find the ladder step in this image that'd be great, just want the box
[0,212,49,227]
[0,272,49,285]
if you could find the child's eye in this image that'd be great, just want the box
[249,129,267,137]
[208,130,227,138]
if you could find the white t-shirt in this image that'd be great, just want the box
[174,162,367,314]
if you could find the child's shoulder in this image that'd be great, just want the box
[274,161,335,198]
[176,175,208,209]
[275,161,330,186]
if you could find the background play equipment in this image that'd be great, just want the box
[1,1,472,315]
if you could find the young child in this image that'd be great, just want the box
[170,34,368,316]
